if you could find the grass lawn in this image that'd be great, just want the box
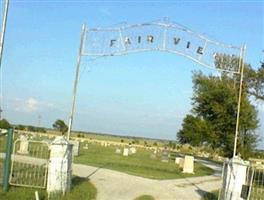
[0,176,97,200]
[134,195,155,200]
[201,190,218,200]
[74,143,214,180]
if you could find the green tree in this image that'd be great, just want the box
[153,141,158,146]
[52,119,68,135]
[214,53,264,101]
[177,115,211,146]
[178,71,259,158]
[0,118,11,129]
[27,125,36,132]
[16,124,26,130]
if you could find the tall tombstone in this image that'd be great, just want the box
[161,149,169,162]
[130,147,137,154]
[47,136,73,197]
[18,135,29,154]
[175,157,182,164]
[183,155,194,173]
[219,156,249,200]
[123,148,129,156]
[69,140,80,156]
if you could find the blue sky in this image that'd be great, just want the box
[1,1,264,148]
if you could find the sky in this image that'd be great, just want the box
[1,1,264,148]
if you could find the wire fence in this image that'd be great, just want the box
[9,139,50,188]
[0,132,6,185]
[249,167,264,200]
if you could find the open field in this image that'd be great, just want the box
[74,143,214,179]
[134,195,155,200]
[17,129,168,147]
[0,176,97,200]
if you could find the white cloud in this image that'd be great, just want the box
[26,98,38,112]
[12,97,54,113]
[99,8,112,17]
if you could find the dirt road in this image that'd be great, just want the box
[73,160,222,200]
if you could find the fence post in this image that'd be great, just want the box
[3,128,13,191]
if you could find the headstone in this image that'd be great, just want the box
[161,150,169,162]
[18,135,29,154]
[183,155,194,173]
[83,144,89,150]
[69,140,80,156]
[115,148,121,154]
[219,157,249,200]
[123,148,129,156]
[179,158,185,168]
[150,153,156,159]
[47,136,73,197]
[130,147,136,154]
[175,157,182,164]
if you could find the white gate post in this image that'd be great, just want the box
[47,136,73,196]
[220,156,249,200]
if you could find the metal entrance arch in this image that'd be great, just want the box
[67,21,246,158]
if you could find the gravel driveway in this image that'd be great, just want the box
[73,160,222,200]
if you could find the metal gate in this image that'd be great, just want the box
[0,131,6,185]
[0,129,13,191]
[219,162,264,200]
[247,166,264,200]
[9,138,50,188]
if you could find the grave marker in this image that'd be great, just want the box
[183,155,194,173]
[69,140,80,156]
[123,148,129,156]
[18,135,29,154]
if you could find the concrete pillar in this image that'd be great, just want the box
[47,136,73,197]
[221,156,249,200]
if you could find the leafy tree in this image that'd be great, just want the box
[177,115,211,146]
[178,71,259,158]
[214,53,264,101]
[52,119,68,135]
[27,125,36,132]
[153,141,158,146]
[244,63,264,101]
[0,118,11,129]
[16,124,26,130]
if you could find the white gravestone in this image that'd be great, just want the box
[183,155,194,173]
[123,148,129,156]
[220,157,248,200]
[130,147,136,154]
[47,136,73,196]
[83,144,89,150]
[179,158,185,169]
[115,148,121,154]
[18,135,29,154]
[161,150,169,162]
[175,157,183,164]
[69,140,80,156]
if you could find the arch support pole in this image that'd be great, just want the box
[67,24,86,140]
[233,45,246,158]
